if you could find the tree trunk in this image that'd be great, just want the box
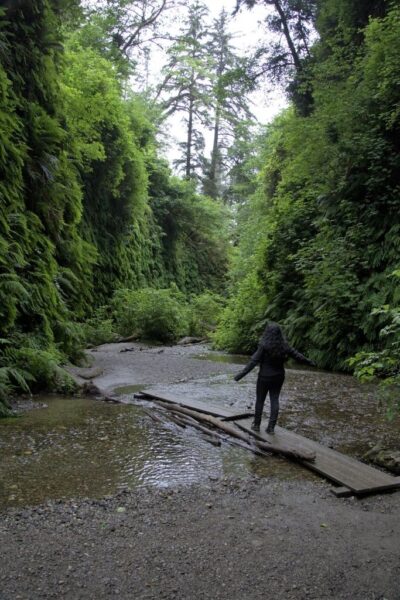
[186,78,195,179]
[273,0,302,73]
[208,104,221,198]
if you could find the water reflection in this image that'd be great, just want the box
[1,396,309,510]
[193,352,248,365]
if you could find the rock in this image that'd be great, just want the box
[364,443,400,474]
[176,336,205,345]
[75,367,103,380]
[81,381,102,396]
[117,333,140,343]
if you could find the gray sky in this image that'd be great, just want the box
[147,0,287,164]
[204,0,287,123]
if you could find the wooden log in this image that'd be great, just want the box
[162,408,271,455]
[172,413,222,446]
[167,413,187,428]
[254,439,315,462]
[146,403,279,459]
[223,436,272,458]
[151,398,315,462]
[142,408,167,425]
[200,433,222,447]
[144,406,221,446]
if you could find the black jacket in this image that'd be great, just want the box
[234,344,314,381]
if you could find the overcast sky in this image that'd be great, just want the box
[147,0,288,163]
[205,0,287,122]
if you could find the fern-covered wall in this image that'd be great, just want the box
[215,6,400,371]
[0,1,92,346]
[0,0,230,413]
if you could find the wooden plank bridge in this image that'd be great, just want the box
[140,390,253,420]
[140,390,400,498]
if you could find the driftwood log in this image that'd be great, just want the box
[171,412,222,446]
[147,398,315,462]
[143,407,221,446]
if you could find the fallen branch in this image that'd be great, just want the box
[142,408,167,425]
[172,412,221,446]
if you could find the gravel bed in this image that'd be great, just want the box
[1,477,399,600]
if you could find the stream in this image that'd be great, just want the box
[1,346,398,510]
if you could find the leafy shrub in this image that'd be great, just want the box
[0,340,78,416]
[53,320,87,364]
[81,306,118,347]
[0,364,33,417]
[189,292,225,338]
[111,286,190,343]
[349,274,400,417]
[14,348,78,395]
[213,271,268,353]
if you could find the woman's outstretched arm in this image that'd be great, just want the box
[287,346,316,366]
[234,345,264,381]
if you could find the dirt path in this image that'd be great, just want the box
[2,342,399,599]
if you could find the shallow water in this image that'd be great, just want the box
[1,349,399,510]
[193,352,248,365]
[0,396,309,509]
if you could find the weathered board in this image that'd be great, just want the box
[140,390,253,420]
[237,417,400,495]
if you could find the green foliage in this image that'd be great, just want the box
[111,286,190,343]
[158,0,213,180]
[0,0,230,416]
[0,0,95,415]
[213,270,268,353]
[81,306,118,347]
[0,364,33,417]
[14,348,77,395]
[216,5,400,372]
[62,37,151,302]
[148,167,231,294]
[189,292,225,338]
[349,271,400,416]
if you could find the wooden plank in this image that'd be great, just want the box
[140,390,253,420]
[236,418,400,495]
[330,486,353,498]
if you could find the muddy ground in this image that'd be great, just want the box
[1,342,399,600]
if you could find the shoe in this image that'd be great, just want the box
[266,426,275,435]
[251,422,260,433]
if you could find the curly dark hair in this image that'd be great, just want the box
[260,322,288,358]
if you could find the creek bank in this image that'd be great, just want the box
[1,478,399,600]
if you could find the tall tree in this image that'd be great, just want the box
[234,0,316,80]
[203,9,255,199]
[234,0,316,114]
[71,0,175,81]
[156,0,213,180]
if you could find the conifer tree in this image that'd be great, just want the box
[156,0,213,181]
[202,9,255,199]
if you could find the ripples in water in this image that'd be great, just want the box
[0,396,308,509]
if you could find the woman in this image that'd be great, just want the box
[234,322,315,434]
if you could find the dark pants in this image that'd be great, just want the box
[254,375,285,429]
